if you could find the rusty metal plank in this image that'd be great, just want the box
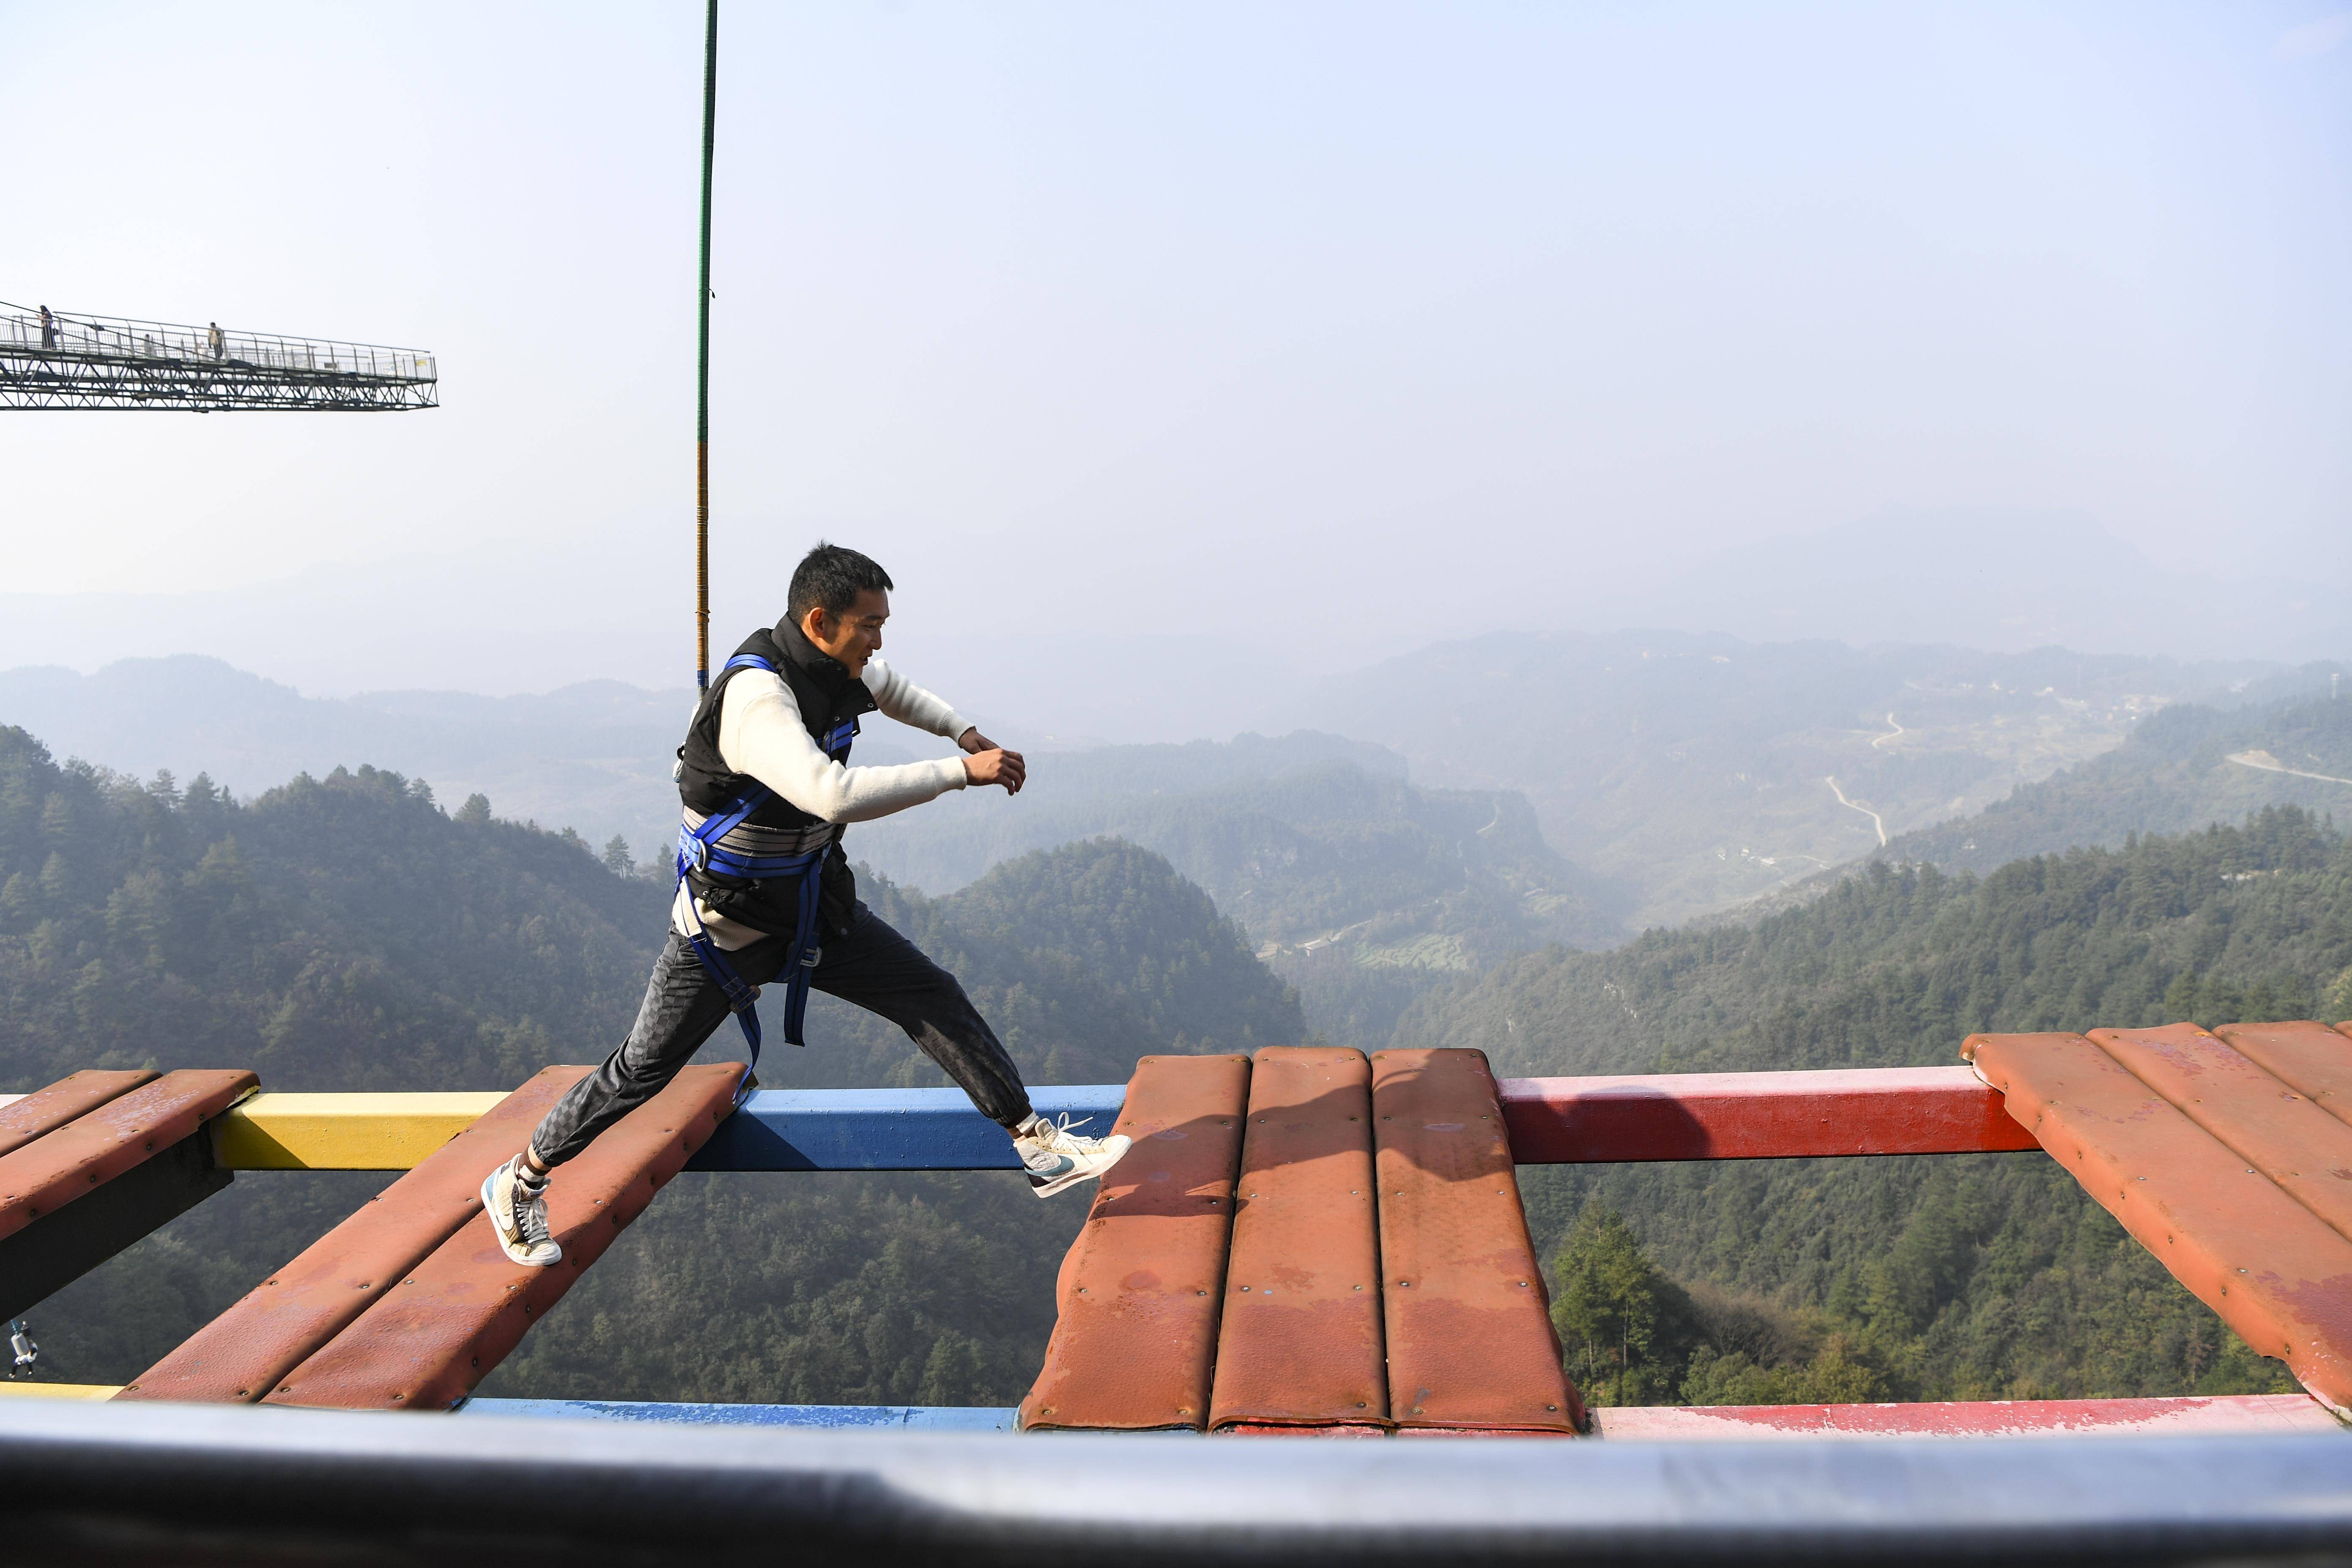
[1594,1393,2344,1441]
[0,1135,231,1320]
[2090,1024,2352,1246]
[1966,1032,2352,1414]
[0,1070,254,1245]
[1499,1066,2039,1162]
[0,1072,158,1158]
[2215,1022,2352,1132]
[119,1067,591,1404]
[1208,1047,1385,1433]
[1371,1048,1583,1435]
[261,1064,740,1410]
[1220,1421,1388,1438]
[1018,1054,1250,1433]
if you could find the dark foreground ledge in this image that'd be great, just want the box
[1,1397,2347,1567]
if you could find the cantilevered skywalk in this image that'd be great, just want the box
[0,300,435,411]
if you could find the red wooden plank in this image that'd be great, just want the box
[118,1067,591,1404]
[1209,1047,1386,1433]
[1498,1066,2039,1164]
[2091,1024,2352,1246]
[2215,1021,2352,1132]
[0,1070,254,1243]
[261,1064,739,1410]
[1018,1054,1250,1433]
[1372,1048,1583,1436]
[1967,1031,2352,1415]
[0,1072,158,1158]
[1594,1393,2341,1441]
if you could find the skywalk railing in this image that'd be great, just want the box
[0,300,436,410]
[4,1396,2351,1566]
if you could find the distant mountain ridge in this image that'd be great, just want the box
[0,655,929,864]
[1288,629,2335,927]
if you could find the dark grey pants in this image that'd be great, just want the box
[529,901,1034,1166]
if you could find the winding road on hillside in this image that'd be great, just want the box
[1870,713,1905,749]
[1826,776,1888,846]
[2226,750,2352,787]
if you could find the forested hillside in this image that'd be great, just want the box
[1396,806,2352,1406]
[0,724,1299,1397]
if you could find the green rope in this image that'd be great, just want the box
[696,0,718,692]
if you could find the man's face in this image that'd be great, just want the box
[803,588,889,677]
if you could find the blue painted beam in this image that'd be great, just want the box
[686,1083,1125,1171]
[460,1399,1015,1431]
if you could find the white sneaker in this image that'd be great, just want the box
[482,1156,561,1266]
[1014,1114,1132,1199]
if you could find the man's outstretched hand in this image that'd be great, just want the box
[959,729,1026,795]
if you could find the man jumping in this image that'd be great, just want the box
[481,543,1130,1266]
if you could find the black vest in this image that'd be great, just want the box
[675,621,875,935]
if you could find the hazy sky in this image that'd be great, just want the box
[4,1,2347,700]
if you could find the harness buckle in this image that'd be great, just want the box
[800,945,822,969]
[681,833,710,874]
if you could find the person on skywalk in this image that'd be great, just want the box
[480,542,1130,1266]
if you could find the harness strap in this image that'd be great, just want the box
[678,651,858,1107]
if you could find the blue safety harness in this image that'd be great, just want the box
[675,652,858,1106]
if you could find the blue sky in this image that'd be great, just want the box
[3,2,2346,702]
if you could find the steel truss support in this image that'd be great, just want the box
[0,302,435,411]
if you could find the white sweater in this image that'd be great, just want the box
[672,656,973,949]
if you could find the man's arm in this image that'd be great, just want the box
[719,673,967,824]
[865,657,1025,795]
[861,657,971,740]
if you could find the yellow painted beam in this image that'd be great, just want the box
[0,1382,122,1400]
[211,1092,507,1170]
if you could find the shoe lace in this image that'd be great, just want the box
[513,1184,553,1248]
[1029,1112,1100,1155]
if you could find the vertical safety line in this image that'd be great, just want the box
[695,0,718,691]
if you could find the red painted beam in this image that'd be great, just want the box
[1497,1066,2040,1164]
[1593,1393,2342,1441]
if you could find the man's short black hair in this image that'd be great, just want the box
[787,542,894,624]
